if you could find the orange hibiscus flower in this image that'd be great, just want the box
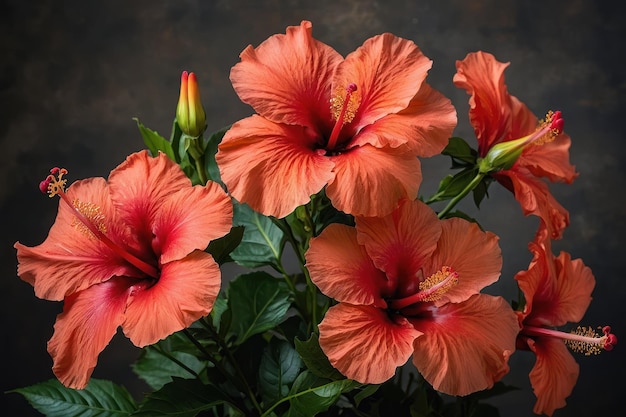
[305,199,518,396]
[216,20,456,218]
[14,151,233,389]
[454,51,577,239]
[515,222,616,416]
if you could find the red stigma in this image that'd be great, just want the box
[549,110,564,133]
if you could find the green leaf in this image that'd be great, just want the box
[353,384,380,407]
[294,333,343,380]
[259,339,303,403]
[285,371,360,417]
[203,125,230,184]
[206,225,245,265]
[471,175,494,208]
[132,378,229,417]
[133,118,176,162]
[427,167,478,203]
[230,203,285,268]
[10,379,136,417]
[132,347,205,391]
[228,272,291,344]
[441,137,478,167]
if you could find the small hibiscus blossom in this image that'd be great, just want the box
[305,199,518,396]
[515,222,616,416]
[14,151,233,389]
[454,51,577,239]
[216,20,456,219]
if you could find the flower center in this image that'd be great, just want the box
[522,324,617,355]
[387,266,459,310]
[42,168,159,279]
[326,83,360,150]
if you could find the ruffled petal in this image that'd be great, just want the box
[424,217,502,306]
[527,336,579,416]
[525,249,595,327]
[108,151,191,244]
[306,223,388,306]
[153,181,232,264]
[410,294,519,396]
[122,250,220,347]
[15,178,137,301]
[217,115,335,218]
[520,132,578,183]
[355,199,440,297]
[353,83,456,156]
[326,145,422,217]
[494,168,569,239]
[230,20,341,130]
[453,51,514,155]
[334,33,432,129]
[47,276,132,389]
[318,303,421,384]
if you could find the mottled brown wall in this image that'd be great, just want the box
[2,1,624,415]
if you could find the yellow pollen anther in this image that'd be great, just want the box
[45,168,68,198]
[532,110,562,146]
[330,84,361,125]
[72,199,107,238]
[418,266,459,302]
[565,326,609,356]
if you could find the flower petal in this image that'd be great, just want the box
[216,115,335,218]
[355,199,440,297]
[153,181,233,264]
[318,303,421,384]
[306,223,388,306]
[15,177,138,301]
[108,151,192,245]
[453,51,520,156]
[326,145,422,217]
[230,20,342,130]
[410,294,519,396]
[47,276,132,389]
[122,250,220,347]
[521,132,578,183]
[334,33,432,128]
[353,83,457,155]
[526,336,579,416]
[517,225,595,326]
[494,168,569,239]
[424,217,502,306]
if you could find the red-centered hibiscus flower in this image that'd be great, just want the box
[14,151,233,389]
[216,20,456,219]
[453,51,578,239]
[515,222,616,416]
[305,199,519,396]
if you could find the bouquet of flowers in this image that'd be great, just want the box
[12,21,616,417]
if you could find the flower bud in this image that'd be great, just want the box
[176,71,206,138]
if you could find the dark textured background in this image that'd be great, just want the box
[2,1,624,415]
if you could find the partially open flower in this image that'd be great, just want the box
[515,222,616,416]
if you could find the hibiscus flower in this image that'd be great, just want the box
[453,51,577,239]
[305,198,519,396]
[515,222,616,416]
[14,151,233,389]
[216,20,456,219]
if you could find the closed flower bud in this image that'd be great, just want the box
[176,71,206,138]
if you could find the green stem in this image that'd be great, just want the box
[436,172,485,219]
[151,344,199,378]
[200,319,263,415]
[181,329,250,415]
